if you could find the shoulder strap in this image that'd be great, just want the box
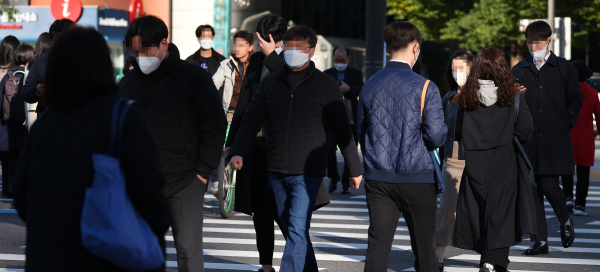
[556,57,569,85]
[110,98,134,158]
[420,80,431,117]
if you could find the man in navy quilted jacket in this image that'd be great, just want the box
[357,21,447,272]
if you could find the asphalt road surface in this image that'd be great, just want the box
[2,144,600,272]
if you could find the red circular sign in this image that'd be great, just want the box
[50,0,82,22]
[129,0,144,23]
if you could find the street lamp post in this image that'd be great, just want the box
[548,0,555,51]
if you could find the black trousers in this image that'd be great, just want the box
[561,166,591,207]
[532,175,570,241]
[253,185,286,265]
[364,180,437,272]
[326,124,358,189]
[480,229,509,272]
[1,149,20,198]
[167,178,208,272]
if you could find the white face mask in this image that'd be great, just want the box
[453,71,468,87]
[136,47,165,75]
[275,46,283,55]
[530,40,549,61]
[199,39,213,50]
[412,47,420,68]
[334,63,348,71]
[284,49,312,69]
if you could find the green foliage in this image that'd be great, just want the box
[0,3,18,22]
[387,0,600,51]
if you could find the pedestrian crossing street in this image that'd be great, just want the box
[1,181,600,272]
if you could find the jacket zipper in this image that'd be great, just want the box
[285,75,311,173]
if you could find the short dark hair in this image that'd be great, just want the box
[256,13,287,43]
[0,35,19,66]
[383,21,422,52]
[49,19,76,40]
[13,43,34,69]
[443,49,475,91]
[45,27,117,109]
[233,30,254,45]
[282,25,318,48]
[34,32,52,60]
[196,25,215,38]
[333,46,350,57]
[125,16,168,47]
[525,20,552,40]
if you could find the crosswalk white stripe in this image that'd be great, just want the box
[560,228,600,234]
[511,245,600,253]
[203,219,409,230]
[403,267,556,272]
[587,221,600,225]
[168,262,328,271]
[0,254,23,261]
[0,269,24,272]
[179,237,413,251]
[204,205,556,213]
[450,254,600,265]
[183,249,365,262]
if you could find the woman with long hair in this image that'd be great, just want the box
[434,49,474,271]
[452,48,534,272]
[33,32,52,61]
[0,36,20,77]
[12,27,170,271]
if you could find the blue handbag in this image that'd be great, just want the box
[81,98,164,271]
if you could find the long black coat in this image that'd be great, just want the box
[226,50,285,215]
[453,93,535,251]
[511,53,582,175]
[120,44,227,198]
[323,66,364,124]
[13,94,170,272]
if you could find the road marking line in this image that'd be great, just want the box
[203,219,405,230]
[558,228,600,234]
[0,209,16,214]
[587,221,600,225]
[511,245,600,253]
[403,267,555,272]
[0,254,24,261]
[450,254,600,265]
[204,205,556,213]
[169,249,365,262]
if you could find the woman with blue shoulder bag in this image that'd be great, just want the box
[12,27,170,272]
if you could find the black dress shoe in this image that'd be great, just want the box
[257,269,275,272]
[524,241,548,255]
[341,188,351,194]
[439,263,444,272]
[561,217,575,248]
[328,176,340,193]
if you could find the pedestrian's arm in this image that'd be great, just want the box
[212,63,231,111]
[343,70,364,99]
[23,60,40,104]
[565,62,583,128]
[228,82,269,158]
[263,51,285,73]
[195,71,228,177]
[514,92,534,144]
[12,126,33,223]
[120,105,171,245]
[327,82,363,177]
[357,92,368,155]
[422,83,447,148]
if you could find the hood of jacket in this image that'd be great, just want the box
[132,43,181,80]
[478,79,498,107]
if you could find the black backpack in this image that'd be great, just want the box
[3,69,27,123]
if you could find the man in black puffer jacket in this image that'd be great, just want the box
[229,26,363,272]
[119,16,227,272]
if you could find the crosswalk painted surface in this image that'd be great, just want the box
[2,180,600,271]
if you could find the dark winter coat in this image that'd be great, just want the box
[0,66,28,151]
[323,65,364,124]
[440,88,459,159]
[453,92,535,252]
[185,48,226,77]
[13,94,170,272]
[357,61,447,184]
[511,53,582,175]
[229,61,362,178]
[22,54,47,113]
[119,44,227,198]
[226,50,285,215]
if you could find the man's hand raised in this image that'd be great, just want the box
[229,156,244,171]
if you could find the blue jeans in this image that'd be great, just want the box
[268,172,323,272]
